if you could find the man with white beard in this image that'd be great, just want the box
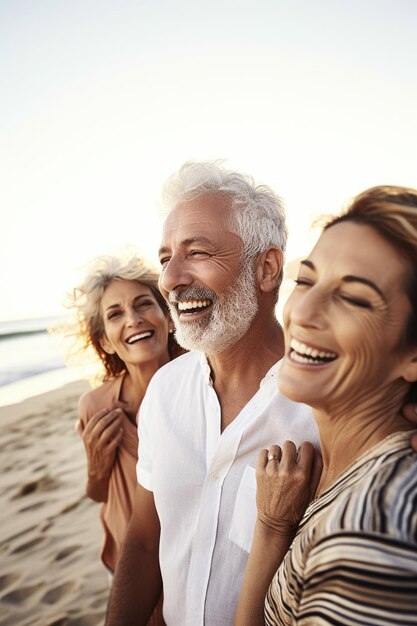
[105,160,320,626]
[105,163,417,625]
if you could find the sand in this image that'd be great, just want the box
[0,380,111,626]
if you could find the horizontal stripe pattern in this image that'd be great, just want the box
[265,431,417,625]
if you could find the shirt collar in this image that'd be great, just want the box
[198,351,213,385]
[198,351,282,388]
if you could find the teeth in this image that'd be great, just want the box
[178,299,211,311]
[290,338,337,359]
[291,352,317,364]
[290,352,326,365]
[127,331,152,344]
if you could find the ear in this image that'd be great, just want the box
[165,310,175,334]
[402,351,417,383]
[256,246,283,293]
[99,336,116,355]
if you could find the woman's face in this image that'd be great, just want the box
[100,279,171,368]
[279,221,414,412]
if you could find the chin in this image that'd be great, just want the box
[278,372,309,404]
[280,386,307,404]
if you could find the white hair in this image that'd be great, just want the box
[162,160,288,261]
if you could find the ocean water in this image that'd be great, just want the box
[0,316,83,407]
[0,287,293,408]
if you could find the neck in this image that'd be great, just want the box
[314,380,414,494]
[124,353,170,413]
[206,312,285,431]
[208,317,284,382]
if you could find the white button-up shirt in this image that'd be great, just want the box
[137,351,318,626]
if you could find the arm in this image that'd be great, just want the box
[234,441,322,626]
[77,406,123,502]
[105,483,162,626]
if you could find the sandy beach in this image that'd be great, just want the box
[0,379,110,626]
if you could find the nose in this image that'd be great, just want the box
[285,286,327,330]
[159,255,194,297]
[126,307,143,326]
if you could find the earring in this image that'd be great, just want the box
[169,328,174,334]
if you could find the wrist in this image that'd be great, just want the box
[86,476,109,502]
[256,512,297,542]
[87,466,111,482]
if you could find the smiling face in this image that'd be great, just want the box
[279,221,415,413]
[158,193,259,354]
[100,279,171,369]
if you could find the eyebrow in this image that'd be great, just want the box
[300,259,314,270]
[158,237,214,256]
[342,276,387,301]
[299,259,387,301]
[104,294,151,311]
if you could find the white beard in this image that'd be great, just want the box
[167,260,259,354]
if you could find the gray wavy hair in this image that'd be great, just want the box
[65,252,183,379]
[162,161,288,265]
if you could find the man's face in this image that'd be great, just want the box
[158,193,259,354]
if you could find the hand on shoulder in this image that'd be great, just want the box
[256,440,322,542]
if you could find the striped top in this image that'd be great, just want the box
[265,431,417,625]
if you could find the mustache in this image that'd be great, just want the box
[168,287,216,303]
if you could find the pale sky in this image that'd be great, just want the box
[1,0,416,321]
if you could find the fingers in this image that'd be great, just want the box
[262,441,300,474]
[267,444,282,463]
[411,432,417,453]
[402,403,417,425]
[86,408,121,430]
[75,419,84,435]
[278,441,297,471]
[310,450,323,498]
[257,445,282,474]
[83,411,124,479]
[257,448,269,471]
[81,409,111,439]
[255,441,318,537]
[295,441,315,471]
[83,408,124,442]
[99,419,124,446]
[260,440,318,478]
[104,426,124,451]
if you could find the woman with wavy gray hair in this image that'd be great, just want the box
[68,252,183,626]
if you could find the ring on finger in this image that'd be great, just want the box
[267,453,280,462]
